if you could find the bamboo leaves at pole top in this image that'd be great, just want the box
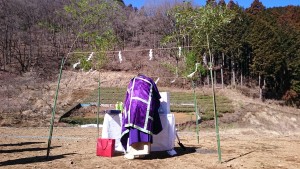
[64,0,118,69]
[167,1,236,76]
[162,2,194,47]
[188,2,235,52]
[170,2,235,44]
[64,0,118,47]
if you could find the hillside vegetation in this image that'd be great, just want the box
[0,0,300,128]
[1,0,299,106]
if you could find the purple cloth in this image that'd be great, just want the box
[121,74,162,150]
[129,128,152,145]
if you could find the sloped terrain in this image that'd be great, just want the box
[1,69,299,132]
[1,70,300,168]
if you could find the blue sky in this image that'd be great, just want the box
[123,0,300,9]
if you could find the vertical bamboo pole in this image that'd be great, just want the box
[209,65,222,162]
[192,81,200,144]
[47,58,64,158]
[97,74,100,138]
[207,33,221,162]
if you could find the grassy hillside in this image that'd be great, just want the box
[81,87,233,121]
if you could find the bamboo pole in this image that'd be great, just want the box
[46,27,81,158]
[210,66,222,162]
[207,33,221,162]
[192,81,200,144]
[97,75,100,138]
[47,58,64,158]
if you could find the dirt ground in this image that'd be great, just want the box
[1,70,300,168]
[0,127,300,169]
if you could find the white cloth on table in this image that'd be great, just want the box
[158,92,170,114]
[151,113,175,151]
[101,113,123,152]
[101,113,175,152]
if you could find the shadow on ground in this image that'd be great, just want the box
[142,146,197,160]
[0,142,45,147]
[0,146,61,153]
[0,153,76,166]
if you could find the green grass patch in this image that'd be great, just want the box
[83,87,126,104]
[80,87,233,122]
[169,91,233,122]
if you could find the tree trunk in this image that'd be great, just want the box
[214,70,217,86]
[213,55,216,86]
[262,78,266,101]
[231,60,236,87]
[207,74,210,87]
[3,24,9,71]
[240,71,243,86]
[221,53,224,89]
[259,74,262,100]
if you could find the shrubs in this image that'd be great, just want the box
[283,90,299,108]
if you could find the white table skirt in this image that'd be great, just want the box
[101,113,176,152]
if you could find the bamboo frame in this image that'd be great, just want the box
[192,81,200,144]
[47,58,64,158]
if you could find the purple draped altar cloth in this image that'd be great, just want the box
[121,74,162,151]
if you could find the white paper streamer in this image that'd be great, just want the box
[118,51,122,63]
[187,71,196,78]
[155,77,160,84]
[149,49,153,60]
[73,61,80,69]
[178,47,181,58]
[87,52,94,61]
[187,63,200,78]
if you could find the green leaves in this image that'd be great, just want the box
[194,4,236,37]
[169,3,236,52]
[64,0,119,70]
[80,57,93,71]
[165,2,236,81]
[64,0,117,46]
[64,0,109,26]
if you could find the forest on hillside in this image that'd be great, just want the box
[0,0,299,107]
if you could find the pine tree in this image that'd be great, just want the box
[218,0,226,7]
[246,0,265,15]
